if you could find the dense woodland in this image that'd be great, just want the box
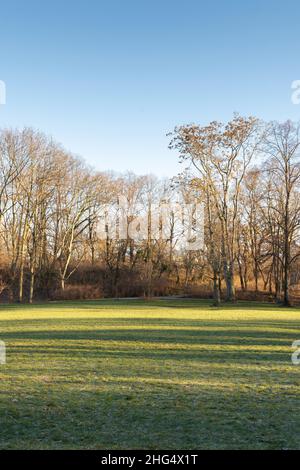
[1,115,300,305]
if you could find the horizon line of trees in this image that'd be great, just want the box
[1,115,300,306]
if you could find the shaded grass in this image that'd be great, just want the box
[0,299,299,449]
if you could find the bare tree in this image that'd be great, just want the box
[169,115,260,301]
[262,121,300,306]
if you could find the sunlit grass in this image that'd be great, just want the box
[0,299,299,449]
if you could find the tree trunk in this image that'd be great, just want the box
[212,272,221,306]
[224,262,235,301]
[254,261,259,292]
[283,240,290,306]
[283,208,291,306]
[18,262,24,303]
[29,268,35,304]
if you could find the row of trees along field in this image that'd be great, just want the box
[1,115,300,305]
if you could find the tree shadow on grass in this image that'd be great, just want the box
[0,379,299,450]
[1,299,298,312]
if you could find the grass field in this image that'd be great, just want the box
[0,299,299,450]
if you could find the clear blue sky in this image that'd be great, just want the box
[0,0,300,176]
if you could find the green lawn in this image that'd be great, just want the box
[0,299,299,449]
